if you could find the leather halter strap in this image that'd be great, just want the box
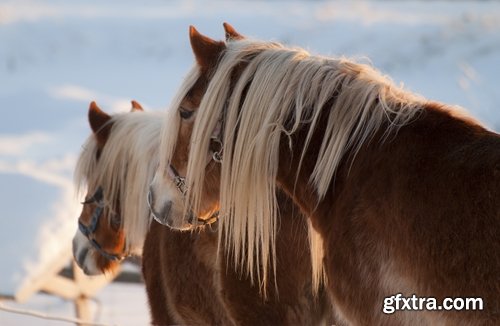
[78,187,125,261]
[168,164,187,196]
[159,114,225,227]
[164,164,219,227]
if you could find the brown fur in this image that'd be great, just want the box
[131,100,144,111]
[77,105,123,273]
[223,22,244,41]
[143,191,333,325]
[77,196,125,273]
[78,101,334,325]
[273,102,500,325]
[88,101,112,147]
[142,222,231,325]
[219,192,332,325]
[169,26,500,325]
[190,26,226,73]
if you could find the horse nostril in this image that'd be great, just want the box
[76,247,89,268]
[147,187,155,210]
[72,237,78,258]
[166,216,174,227]
[159,202,172,224]
[151,200,172,226]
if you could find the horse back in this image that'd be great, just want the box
[321,104,500,325]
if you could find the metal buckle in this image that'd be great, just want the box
[211,138,223,163]
[174,175,187,196]
[79,187,125,261]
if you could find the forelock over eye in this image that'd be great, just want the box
[179,108,194,120]
[93,187,104,201]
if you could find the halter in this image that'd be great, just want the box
[149,112,224,228]
[149,161,220,228]
[78,187,126,262]
[210,119,224,163]
[167,165,187,196]
[149,168,220,228]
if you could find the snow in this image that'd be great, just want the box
[0,0,499,325]
[0,282,149,326]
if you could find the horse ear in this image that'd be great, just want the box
[131,100,144,112]
[88,101,112,147]
[189,25,226,71]
[223,22,244,41]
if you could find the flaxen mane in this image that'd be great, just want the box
[161,39,425,289]
[75,111,163,254]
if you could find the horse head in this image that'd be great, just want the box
[73,101,146,275]
[148,24,240,231]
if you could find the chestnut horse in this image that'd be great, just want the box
[149,23,500,325]
[73,100,145,276]
[73,101,332,325]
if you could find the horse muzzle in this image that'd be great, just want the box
[72,230,102,276]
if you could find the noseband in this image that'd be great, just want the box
[149,166,220,228]
[78,187,126,261]
[151,159,220,228]
[166,132,222,197]
[149,115,224,228]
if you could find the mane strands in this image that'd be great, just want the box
[75,111,163,254]
[184,39,423,293]
[158,66,200,176]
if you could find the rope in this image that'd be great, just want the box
[0,301,115,326]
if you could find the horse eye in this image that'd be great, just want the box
[93,187,104,201]
[81,197,94,205]
[82,187,104,205]
[179,108,194,120]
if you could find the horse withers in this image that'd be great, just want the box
[149,23,500,325]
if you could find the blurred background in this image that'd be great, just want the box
[1,0,499,325]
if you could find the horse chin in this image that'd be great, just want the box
[82,258,103,276]
[94,253,120,275]
[167,224,195,232]
[164,215,195,231]
[148,188,194,231]
[72,230,105,276]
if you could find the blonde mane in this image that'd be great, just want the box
[75,111,163,255]
[163,39,425,291]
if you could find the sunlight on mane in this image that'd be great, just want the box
[74,111,163,254]
[158,65,200,175]
[167,38,425,293]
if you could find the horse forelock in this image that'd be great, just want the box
[183,39,425,293]
[75,111,163,254]
[158,66,200,176]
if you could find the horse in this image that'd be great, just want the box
[73,100,333,325]
[148,23,500,325]
[73,101,170,324]
[73,100,145,276]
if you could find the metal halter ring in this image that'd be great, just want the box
[211,138,223,163]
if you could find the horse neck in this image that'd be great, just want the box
[274,99,408,226]
[275,112,339,223]
[275,102,492,228]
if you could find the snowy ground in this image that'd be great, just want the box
[0,281,149,326]
[0,0,499,325]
